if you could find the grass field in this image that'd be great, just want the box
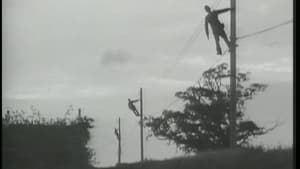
[99,147,293,169]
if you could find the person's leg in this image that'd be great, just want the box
[134,109,140,116]
[220,29,231,48]
[213,34,222,55]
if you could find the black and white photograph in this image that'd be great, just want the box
[2,0,293,169]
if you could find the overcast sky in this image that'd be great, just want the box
[2,0,293,167]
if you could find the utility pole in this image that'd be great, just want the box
[118,117,121,164]
[127,88,144,161]
[78,108,81,119]
[230,0,237,148]
[140,88,144,161]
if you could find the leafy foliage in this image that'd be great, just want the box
[2,108,95,169]
[145,63,275,152]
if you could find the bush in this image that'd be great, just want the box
[2,109,95,169]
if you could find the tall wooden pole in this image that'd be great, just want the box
[230,0,237,148]
[118,117,121,164]
[140,88,144,161]
[78,108,81,119]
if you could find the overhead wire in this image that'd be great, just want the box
[161,0,226,110]
[164,51,230,110]
[211,0,223,10]
[160,2,293,111]
[237,19,293,40]
[236,14,293,74]
[164,39,230,110]
[161,0,224,77]
[166,18,294,110]
[152,1,293,116]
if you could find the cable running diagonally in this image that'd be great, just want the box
[163,16,293,110]
[162,0,226,109]
[237,19,293,40]
[165,53,229,109]
[161,0,224,77]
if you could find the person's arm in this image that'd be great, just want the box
[205,17,209,40]
[132,99,139,103]
[214,8,233,14]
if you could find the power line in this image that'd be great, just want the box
[160,18,293,110]
[165,49,229,110]
[237,19,293,40]
[161,0,228,111]
[161,23,202,78]
[164,53,229,110]
[167,19,294,111]
[212,0,223,9]
[161,0,224,77]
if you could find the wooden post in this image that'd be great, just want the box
[230,0,237,148]
[140,88,144,161]
[118,117,121,164]
[78,108,81,119]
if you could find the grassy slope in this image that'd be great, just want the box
[100,148,293,169]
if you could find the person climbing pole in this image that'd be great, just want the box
[114,128,120,140]
[128,98,140,116]
[204,5,234,55]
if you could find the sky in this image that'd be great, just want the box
[2,0,293,167]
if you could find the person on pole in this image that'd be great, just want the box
[128,98,140,116]
[114,128,120,140]
[204,5,234,55]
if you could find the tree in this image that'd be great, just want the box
[145,63,277,152]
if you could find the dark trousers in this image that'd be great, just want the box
[213,28,231,54]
